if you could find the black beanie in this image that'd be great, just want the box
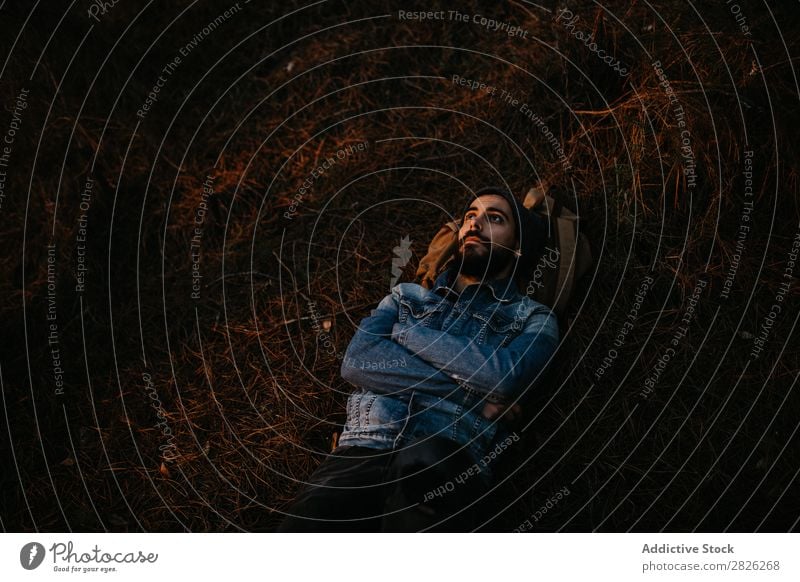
[462,186,546,275]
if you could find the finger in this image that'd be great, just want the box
[482,402,505,420]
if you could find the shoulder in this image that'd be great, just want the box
[509,295,559,338]
[509,294,554,317]
[517,295,555,317]
[391,282,439,302]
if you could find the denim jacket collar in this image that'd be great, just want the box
[431,267,519,304]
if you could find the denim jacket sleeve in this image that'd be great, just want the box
[392,307,559,402]
[340,293,462,395]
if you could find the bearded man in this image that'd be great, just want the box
[278,187,560,532]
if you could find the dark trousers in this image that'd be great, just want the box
[277,436,493,532]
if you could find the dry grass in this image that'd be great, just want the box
[1,0,799,532]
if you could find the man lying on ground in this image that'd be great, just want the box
[279,186,560,532]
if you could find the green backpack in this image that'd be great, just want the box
[414,183,593,318]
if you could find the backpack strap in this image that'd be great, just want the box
[553,216,577,316]
[525,185,588,317]
[524,186,562,217]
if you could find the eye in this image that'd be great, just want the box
[489,214,503,223]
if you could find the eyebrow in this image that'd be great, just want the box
[466,205,510,221]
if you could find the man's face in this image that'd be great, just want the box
[454,194,519,279]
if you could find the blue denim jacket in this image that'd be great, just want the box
[338,267,559,481]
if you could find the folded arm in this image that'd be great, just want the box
[392,309,559,403]
[340,292,461,397]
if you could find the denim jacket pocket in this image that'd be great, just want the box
[397,297,448,327]
[470,311,524,347]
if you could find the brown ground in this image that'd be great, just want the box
[1,0,798,531]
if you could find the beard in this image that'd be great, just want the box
[452,239,516,280]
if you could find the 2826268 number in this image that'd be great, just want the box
[730,560,780,571]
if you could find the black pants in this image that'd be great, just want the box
[277,436,493,532]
